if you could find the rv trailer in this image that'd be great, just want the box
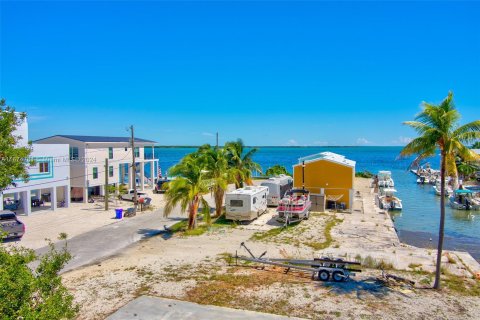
[225,186,269,221]
[261,174,293,206]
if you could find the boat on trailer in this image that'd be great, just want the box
[449,189,480,210]
[276,189,312,224]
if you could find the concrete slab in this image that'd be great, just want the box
[106,296,304,320]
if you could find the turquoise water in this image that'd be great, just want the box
[145,146,480,259]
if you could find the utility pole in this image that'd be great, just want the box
[216,132,219,149]
[130,125,138,212]
[104,158,109,211]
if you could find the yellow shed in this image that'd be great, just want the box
[293,152,355,211]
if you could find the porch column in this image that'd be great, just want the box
[64,185,70,208]
[0,193,3,211]
[114,183,120,196]
[151,160,155,187]
[99,185,105,196]
[128,166,134,190]
[119,164,124,185]
[23,191,32,216]
[51,187,57,211]
[140,162,145,191]
[83,187,89,203]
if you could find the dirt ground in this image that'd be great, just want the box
[62,179,480,320]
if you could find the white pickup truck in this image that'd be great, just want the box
[0,211,25,240]
[121,189,147,201]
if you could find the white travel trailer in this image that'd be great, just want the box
[261,174,293,206]
[225,186,269,221]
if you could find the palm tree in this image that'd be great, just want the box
[163,153,210,229]
[200,145,235,217]
[401,91,480,289]
[225,139,262,188]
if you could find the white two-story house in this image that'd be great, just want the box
[0,116,71,215]
[35,135,158,202]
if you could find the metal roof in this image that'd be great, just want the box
[295,152,355,167]
[35,135,156,144]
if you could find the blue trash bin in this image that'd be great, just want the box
[115,209,123,219]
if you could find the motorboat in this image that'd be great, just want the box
[416,175,430,184]
[277,189,312,225]
[449,189,480,210]
[377,171,395,188]
[433,180,453,197]
[378,188,403,210]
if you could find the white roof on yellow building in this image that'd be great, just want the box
[294,152,356,168]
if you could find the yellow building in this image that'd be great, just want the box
[293,152,355,211]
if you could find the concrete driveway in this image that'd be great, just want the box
[106,296,304,320]
[34,209,182,273]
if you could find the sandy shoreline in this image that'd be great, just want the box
[60,178,480,319]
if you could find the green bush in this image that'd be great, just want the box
[355,170,374,178]
[0,234,78,319]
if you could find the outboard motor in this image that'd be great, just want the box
[466,199,471,210]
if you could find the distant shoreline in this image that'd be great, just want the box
[153,145,404,148]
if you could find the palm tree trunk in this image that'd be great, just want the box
[214,188,224,218]
[434,152,446,289]
[188,197,199,229]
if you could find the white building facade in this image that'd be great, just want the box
[35,135,158,202]
[0,117,71,215]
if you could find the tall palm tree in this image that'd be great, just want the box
[163,153,210,229]
[401,92,480,289]
[225,139,262,188]
[200,145,235,217]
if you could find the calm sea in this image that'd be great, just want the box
[145,146,480,260]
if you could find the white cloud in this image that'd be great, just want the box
[286,139,299,146]
[312,140,328,146]
[356,137,371,145]
[391,136,413,145]
[201,132,215,137]
[398,136,412,144]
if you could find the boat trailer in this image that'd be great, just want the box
[235,242,362,282]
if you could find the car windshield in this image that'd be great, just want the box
[0,213,17,220]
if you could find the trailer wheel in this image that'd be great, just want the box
[332,271,345,282]
[318,270,330,281]
[304,211,310,220]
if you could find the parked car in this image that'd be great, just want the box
[154,179,171,194]
[121,189,147,201]
[0,211,25,240]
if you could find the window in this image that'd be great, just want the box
[93,167,98,179]
[134,147,140,157]
[69,146,79,160]
[253,197,257,204]
[109,166,114,177]
[230,200,243,207]
[39,162,49,173]
[108,147,113,159]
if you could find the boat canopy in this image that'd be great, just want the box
[287,189,310,195]
[454,189,473,194]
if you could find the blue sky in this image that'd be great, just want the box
[1,1,479,146]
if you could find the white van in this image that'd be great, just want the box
[225,186,269,221]
[261,174,293,206]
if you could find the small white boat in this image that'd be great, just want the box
[449,189,480,210]
[378,171,395,188]
[416,175,429,184]
[379,188,403,210]
[433,181,453,197]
